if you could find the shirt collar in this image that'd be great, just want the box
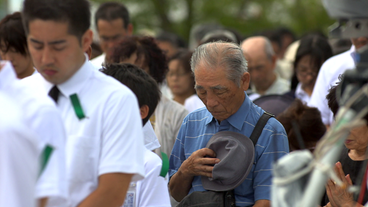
[0,61,18,90]
[58,54,92,97]
[205,92,250,131]
[295,83,308,97]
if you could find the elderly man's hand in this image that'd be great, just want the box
[180,148,220,178]
[326,162,356,207]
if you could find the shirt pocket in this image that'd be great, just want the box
[66,135,96,183]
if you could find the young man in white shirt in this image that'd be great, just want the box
[0,91,38,207]
[102,63,171,207]
[0,73,40,207]
[22,0,145,206]
[0,60,68,207]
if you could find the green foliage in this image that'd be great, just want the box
[90,0,335,41]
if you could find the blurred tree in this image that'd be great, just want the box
[90,0,335,42]
[0,0,8,20]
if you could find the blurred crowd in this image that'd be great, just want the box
[0,0,367,207]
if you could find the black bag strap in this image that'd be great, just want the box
[249,111,274,146]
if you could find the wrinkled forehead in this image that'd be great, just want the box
[194,64,229,85]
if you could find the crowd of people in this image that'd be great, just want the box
[0,0,367,207]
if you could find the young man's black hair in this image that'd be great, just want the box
[22,0,91,40]
[101,63,161,125]
[0,12,28,56]
[95,2,130,30]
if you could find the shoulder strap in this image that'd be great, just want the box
[249,111,274,146]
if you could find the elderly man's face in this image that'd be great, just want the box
[194,63,249,122]
[245,51,275,91]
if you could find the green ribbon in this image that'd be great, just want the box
[159,152,169,177]
[70,94,86,120]
[39,145,54,177]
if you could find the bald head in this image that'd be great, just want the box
[240,36,277,94]
[241,36,275,61]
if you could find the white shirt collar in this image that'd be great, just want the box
[0,61,18,90]
[295,83,311,104]
[57,54,93,97]
[295,83,308,97]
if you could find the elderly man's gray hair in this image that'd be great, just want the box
[190,41,248,87]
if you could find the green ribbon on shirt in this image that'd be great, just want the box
[39,145,54,177]
[160,152,169,177]
[70,94,86,120]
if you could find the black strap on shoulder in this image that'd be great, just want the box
[249,111,274,146]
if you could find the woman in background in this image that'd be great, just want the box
[167,50,204,112]
[286,34,333,103]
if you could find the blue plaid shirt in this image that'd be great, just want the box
[169,93,289,206]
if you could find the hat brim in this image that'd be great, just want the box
[201,131,255,191]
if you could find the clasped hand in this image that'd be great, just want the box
[181,148,220,178]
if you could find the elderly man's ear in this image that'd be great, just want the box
[241,72,251,91]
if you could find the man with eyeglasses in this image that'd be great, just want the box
[241,36,290,101]
[91,2,133,69]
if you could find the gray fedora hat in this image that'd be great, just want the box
[201,131,255,192]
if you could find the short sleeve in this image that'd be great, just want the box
[0,119,38,207]
[34,106,68,205]
[100,90,145,182]
[136,150,171,207]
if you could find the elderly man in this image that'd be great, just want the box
[241,36,290,100]
[169,42,289,207]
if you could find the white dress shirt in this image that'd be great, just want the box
[23,55,145,206]
[123,149,171,207]
[184,94,205,113]
[0,92,38,207]
[1,61,68,206]
[308,46,356,125]
[90,53,106,70]
[143,121,161,151]
[295,83,311,104]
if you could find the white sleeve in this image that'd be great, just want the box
[99,90,145,182]
[308,62,333,125]
[143,121,161,151]
[136,151,171,207]
[34,106,68,206]
[0,123,38,207]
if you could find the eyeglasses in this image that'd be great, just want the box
[166,71,190,78]
[296,67,318,77]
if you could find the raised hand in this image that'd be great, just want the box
[326,162,355,207]
[181,148,220,178]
